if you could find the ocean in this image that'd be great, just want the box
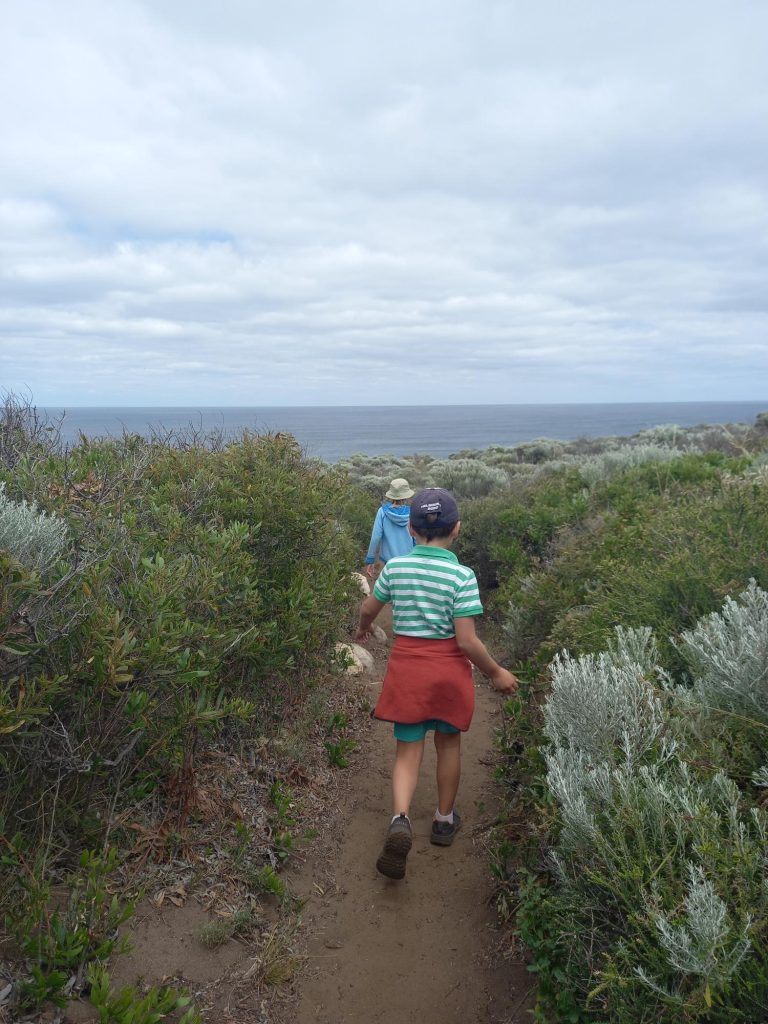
[44,401,767,462]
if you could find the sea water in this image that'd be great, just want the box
[44,401,767,462]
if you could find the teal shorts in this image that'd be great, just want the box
[393,719,460,742]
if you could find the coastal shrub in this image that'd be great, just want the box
[660,580,768,785]
[335,452,434,496]
[0,482,68,574]
[0,424,363,1015]
[332,478,380,550]
[492,455,768,1019]
[333,415,768,513]
[542,627,664,767]
[493,439,567,464]
[0,391,63,470]
[0,427,360,899]
[671,579,768,723]
[457,466,588,594]
[518,604,768,1023]
[498,459,768,670]
[455,493,519,589]
[578,443,683,488]
[634,423,689,447]
[424,458,509,499]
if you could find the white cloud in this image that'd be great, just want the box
[0,0,766,404]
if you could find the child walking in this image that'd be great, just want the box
[356,487,518,880]
[364,477,415,578]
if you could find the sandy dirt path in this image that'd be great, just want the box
[281,614,535,1024]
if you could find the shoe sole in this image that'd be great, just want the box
[430,817,462,847]
[376,830,413,879]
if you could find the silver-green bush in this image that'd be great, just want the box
[579,444,684,489]
[543,627,665,767]
[672,579,768,722]
[0,482,68,573]
[425,458,509,499]
[535,597,768,1021]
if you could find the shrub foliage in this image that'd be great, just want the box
[525,595,768,1022]
[2,396,767,1021]
[1,430,359,841]
[474,417,768,1023]
[0,400,363,1013]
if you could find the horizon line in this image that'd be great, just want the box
[37,398,768,410]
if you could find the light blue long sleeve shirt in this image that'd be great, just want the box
[365,503,414,564]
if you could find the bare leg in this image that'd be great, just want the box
[392,739,425,816]
[434,731,461,816]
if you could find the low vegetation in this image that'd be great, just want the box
[2,393,767,1022]
[342,410,768,1022]
[0,394,369,1018]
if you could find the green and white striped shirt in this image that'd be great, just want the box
[373,544,483,639]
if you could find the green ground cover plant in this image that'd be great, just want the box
[87,966,200,1024]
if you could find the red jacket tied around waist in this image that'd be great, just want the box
[373,634,475,732]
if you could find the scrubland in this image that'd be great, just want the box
[0,396,373,1020]
[2,396,767,1022]
[342,413,768,1023]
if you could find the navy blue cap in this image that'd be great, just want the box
[409,487,460,531]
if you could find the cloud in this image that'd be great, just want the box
[0,0,766,404]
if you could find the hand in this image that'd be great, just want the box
[365,564,375,579]
[355,625,370,643]
[490,667,519,694]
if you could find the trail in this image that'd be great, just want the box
[282,610,535,1024]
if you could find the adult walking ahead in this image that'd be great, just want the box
[365,478,415,579]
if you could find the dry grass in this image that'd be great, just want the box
[243,924,302,991]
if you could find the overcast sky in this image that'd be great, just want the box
[1,0,766,406]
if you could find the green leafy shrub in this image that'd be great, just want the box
[88,966,200,1024]
[1,430,359,839]
[457,469,588,590]
[332,478,380,550]
[498,459,768,671]
[0,413,362,1014]
[3,844,133,1012]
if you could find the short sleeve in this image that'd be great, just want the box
[373,564,392,603]
[453,569,483,618]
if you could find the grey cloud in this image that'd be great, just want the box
[0,0,766,404]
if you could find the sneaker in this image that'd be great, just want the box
[430,809,462,847]
[376,814,413,879]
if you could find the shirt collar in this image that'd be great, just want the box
[411,544,459,564]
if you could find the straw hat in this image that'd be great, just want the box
[385,478,414,500]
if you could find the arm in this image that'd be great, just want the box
[454,616,518,694]
[364,509,384,577]
[356,595,387,642]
